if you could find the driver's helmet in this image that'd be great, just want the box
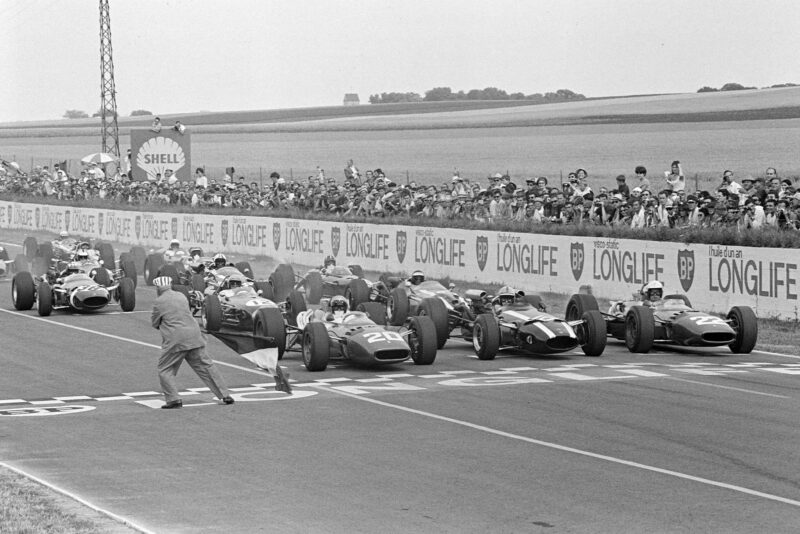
[169,239,180,250]
[224,275,245,290]
[330,295,349,318]
[323,255,336,268]
[410,270,425,285]
[496,285,519,306]
[213,253,227,268]
[79,242,91,251]
[59,231,69,239]
[642,280,664,302]
[75,249,89,261]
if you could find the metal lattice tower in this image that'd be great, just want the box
[99,0,120,157]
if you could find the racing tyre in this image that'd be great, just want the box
[31,257,48,277]
[144,254,163,285]
[191,273,206,292]
[664,294,692,308]
[302,322,329,372]
[305,271,323,304]
[12,271,35,310]
[0,248,6,262]
[92,267,112,287]
[254,280,275,301]
[97,243,114,268]
[625,305,654,353]
[119,252,131,263]
[130,246,147,274]
[37,242,53,265]
[524,294,547,312]
[387,286,410,326]
[119,277,136,312]
[348,264,365,278]
[579,310,607,356]
[473,313,500,360]
[286,290,307,326]
[408,315,437,365]
[159,264,180,285]
[345,278,370,309]
[566,293,599,321]
[121,260,137,288]
[37,281,53,316]
[202,295,223,332]
[235,261,254,278]
[254,307,286,360]
[271,264,295,300]
[13,254,28,273]
[418,297,450,349]
[357,302,387,325]
[728,306,758,354]
[172,284,191,305]
[23,237,37,260]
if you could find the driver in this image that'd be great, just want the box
[493,285,520,310]
[219,274,250,297]
[321,255,336,274]
[328,295,349,323]
[212,253,227,269]
[641,280,664,306]
[409,270,425,285]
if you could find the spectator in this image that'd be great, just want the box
[634,166,650,191]
[615,174,630,197]
[665,160,685,192]
[195,167,208,188]
[173,120,186,134]
[150,116,162,133]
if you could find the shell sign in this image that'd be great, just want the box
[130,128,192,182]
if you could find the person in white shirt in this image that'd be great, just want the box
[664,160,685,192]
[194,167,208,188]
[721,170,743,196]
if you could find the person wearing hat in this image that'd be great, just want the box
[151,276,233,408]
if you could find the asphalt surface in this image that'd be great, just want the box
[1,234,800,533]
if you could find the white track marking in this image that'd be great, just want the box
[311,385,800,508]
[664,377,790,399]
[752,350,800,360]
[0,461,157,534]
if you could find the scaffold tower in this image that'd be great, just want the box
[99,0,120,157]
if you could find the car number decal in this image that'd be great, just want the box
[689,316,727,326]
[364,331,404,343]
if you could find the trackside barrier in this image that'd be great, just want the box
[1,201,798,320]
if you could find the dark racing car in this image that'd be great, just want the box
[270,256,383,308]
[564,281,758,354]
[288,295,438,371]
[468,286,606,359]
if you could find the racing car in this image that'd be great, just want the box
[144,242,255,287]
[199,272,287,358]
[270,257,380,307]
[11,263,136,316]
[564,281,758,354]
[288,295,438,371]
[467,286,606,359]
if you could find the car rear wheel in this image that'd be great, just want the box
[579,310,607,356]
[625,305,654,353]
[254,280,275,301]
[23,237,38,260]
[387,286,409,326]
[96,243,114,269]
[37,242,54,266]
[345,278,370,309]
[473,313,500,360]
[191,273,206,292]
[418,297,450,349]
[254,307,286,360]
[271,264,295,301]
[728,306,758,354]
[305,271,323,304]
[130,246,147,274]
[566,293,599,321]
[408,315,437,365]
[119,277,136,312]
[144,254,163,285]
[121,260,137,288]
[202,295,223,331]
[348,264,364,278]
[159,264,180,285]
[303,322,329,372]
[92,268,112,287]
[286,290,307,326]
[12,272,35,310]
[357,302,387,325]
[235,261,254,278]
[37,281,53,316]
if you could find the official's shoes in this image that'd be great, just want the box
[161,400,182,409]
[274,366,293,395]
[221,396,235,405]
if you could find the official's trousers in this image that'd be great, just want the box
[158,346,229,402]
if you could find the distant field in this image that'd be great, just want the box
[2,88,799,187]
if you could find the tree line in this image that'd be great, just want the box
[697,82,797,93]
[368,87,586,104]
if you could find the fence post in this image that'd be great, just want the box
[694,173,698,193]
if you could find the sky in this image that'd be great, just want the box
[2,0,800,122]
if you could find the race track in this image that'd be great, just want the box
[1,238,799,533]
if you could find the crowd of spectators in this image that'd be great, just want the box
[1,157,799,231]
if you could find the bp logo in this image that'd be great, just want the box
[677,249,695,292]
[475,235,489,271]
[64,210,71,231]
[134,215,141,239]
[396,231,407,263]
[331,227,341,257]
[272,222,281,251]
[34,207,40,229]
[570,242,584,280]
[170,217,178,240]
[98,212,104,235]
[220,219,229,246]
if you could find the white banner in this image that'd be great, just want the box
[1,201,798,320]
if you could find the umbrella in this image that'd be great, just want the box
[81,152,118,165]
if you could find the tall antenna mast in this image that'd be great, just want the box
[99,0,120,157]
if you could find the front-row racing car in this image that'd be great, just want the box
[467,286,607,359]
[11,268,135,316]
[565,281,758,354]
[289,295,438,372]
